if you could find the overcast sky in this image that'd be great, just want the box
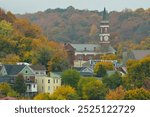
[0,0,150,14]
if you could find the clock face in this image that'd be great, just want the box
[104,36,109,41]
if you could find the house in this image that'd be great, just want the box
[30,65,47,76]
[73,67,94,77]
[64,8,116,67]
[35,72,61,94]
[0,64,37,95]
[123,50,150,65]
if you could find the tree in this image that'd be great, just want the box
[0,82,19,97]
[34,93,50,100]
[1,54,20,64]
[94,64,107,77]
[100,54,117,60]
[0,82,12,96]
[7,90,19,97]
[84,79,108,100]
[124,88,150,100]
[89,24,98,36]
[78,77,108,100]
[106,86,125,100]
[126,56,150,88]
[13,74,26,95]
[47,47,69,72]
[0,20,13,37]
[49,85,79,100]
[77,77,95,99]
[61,69,80,89]
[102,72,122,89]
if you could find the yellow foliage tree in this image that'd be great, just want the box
[100,54,117,60]
[33,93,50,100]
[1,54,20,64]
[49,85,78,100]
[94,61,114,72]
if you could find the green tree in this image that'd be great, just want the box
[124,88,150,100]
[61,69,80,89]
[102,72,122,89]
[78,77,108,100]
[94,64,107,77]
[13,74,26,95]
[77,77,95,99]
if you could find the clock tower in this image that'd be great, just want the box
[99,8,110,52]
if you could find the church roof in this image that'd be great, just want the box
[70,44,116,54]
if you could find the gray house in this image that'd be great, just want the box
[0,64,37,95]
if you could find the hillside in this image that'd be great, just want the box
[0,8,68,70]
[17,6,150,46]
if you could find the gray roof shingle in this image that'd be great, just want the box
[30,65,46,71]
[4,64,26,75]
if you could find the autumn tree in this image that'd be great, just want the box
[34,93,50,100]
[106,86,125,100]
[0,82,19,97]
[124,88,150,100]
[89,24,98,36]
[100,54,117,60]
[94,64,107,77]
[94,62,114,77]
[49,85,79,100]
[61,69,80,89]
[1,54,20,64]
[47,43,69,72]
[126,56,150,88]
[0,82,12,96]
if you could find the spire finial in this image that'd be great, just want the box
[103,7,108,21]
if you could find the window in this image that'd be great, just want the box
[84,47,87,51]
[56,79,58,83]
[25,70,28,73]
[48,86,50,90]
[42,79,44,83]
[48,79,50,83]
[53,79,55,84]
[42,86,43,91]
[28,85,31,90]
[33,84,36,88]
[40,72,44,75]
[35,72,39,74]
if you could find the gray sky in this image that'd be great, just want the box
[0,0,150,14]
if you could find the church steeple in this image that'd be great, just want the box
[99,8,110,52]
[99,8,110,44]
